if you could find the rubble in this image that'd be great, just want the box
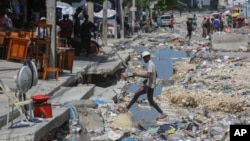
[61,12,250,141]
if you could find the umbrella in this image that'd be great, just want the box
[56,1,75,18]
[224,10,231,16]
[211,12,220,17]
[94,9,116,18]
[232,13,241,17]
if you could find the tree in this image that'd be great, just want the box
[157,0,178,11]
[122,0,149,10]
[61,0,103,4]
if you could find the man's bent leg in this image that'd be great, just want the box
[126,86,146,109]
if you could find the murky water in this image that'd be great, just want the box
[129,47,187,122]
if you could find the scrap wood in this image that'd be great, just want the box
[232,57,248,62]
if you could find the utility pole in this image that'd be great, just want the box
[131,0,135,34]
[247,0,249,25]
[87,2,94,23]
[103,0,108,47]
[46,0,56,68]
[120,0,124,39]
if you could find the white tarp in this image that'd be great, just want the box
[56,1,75,17]
[94,9,116,18]
[224,10,231,16]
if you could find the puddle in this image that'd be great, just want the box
[129,47,187,123]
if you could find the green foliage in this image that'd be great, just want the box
[61,0,82,4]
[123,0,152,10]
[156,0,178,11]
[136,0,150,10]
[86,0,104,3]
[61,0,103,4]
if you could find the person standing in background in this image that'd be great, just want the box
[219,17,224,31]
[59,14,73,47]
[35,17,47,39]
[2,9,13,29]
[213,16,220,32]
[156,16,162,28]
[72,7,83,55]
[185,17,193,41]
[170,15,175,31]
[227,16,232,28]
[210,17,214,34]
[80,14,94,57]
[192,14,197,32]
[202,16,207,38]
[206,17,211,38]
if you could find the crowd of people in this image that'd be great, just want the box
[184,12,247,41]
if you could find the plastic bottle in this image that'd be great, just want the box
[37,60,40,70]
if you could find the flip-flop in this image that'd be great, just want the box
[118,106,128,113]
[157,115,168,120]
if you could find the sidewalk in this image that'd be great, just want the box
[0,36,137,140]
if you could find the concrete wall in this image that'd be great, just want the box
[211,33,248,51]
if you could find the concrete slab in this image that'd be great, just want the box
[48,85,95,104]
[91,81,127,102]
[91,86,115,101]
[72,49,132,75]
[211,33,248,51]
[216,52,250,62]
[0,107,69,141]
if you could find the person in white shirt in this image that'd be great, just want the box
[36,17,47,39]
[2,9,13,29]
[123,51,168,120]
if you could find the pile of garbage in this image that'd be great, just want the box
[161,44,250,112]
[161,85,246,113]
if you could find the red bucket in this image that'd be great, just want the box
[33,103,53,118]
[31,94,50,103]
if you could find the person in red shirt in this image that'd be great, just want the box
[170,15,175,31]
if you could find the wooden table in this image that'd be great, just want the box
[57,47,75,73]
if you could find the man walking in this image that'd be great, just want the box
[185,17,193,41]
[80,14,94,56]
[124,51,168,120]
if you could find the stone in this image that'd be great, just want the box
[213,135,224,141]
[210,127,225,136]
